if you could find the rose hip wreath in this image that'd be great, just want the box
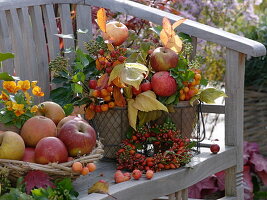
[116,120,194,172]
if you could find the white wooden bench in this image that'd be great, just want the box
[0,0,266,199]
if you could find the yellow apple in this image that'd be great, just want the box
[0,131,25,160]
[36,101,65,125]
[102,21,129,46]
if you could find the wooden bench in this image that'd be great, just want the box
[0,0,266,199]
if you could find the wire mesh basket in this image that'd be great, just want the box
[92,101,199,159]
[244,89,267,156]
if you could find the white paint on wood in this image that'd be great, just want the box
[42,4,60,61]
[76,5,92,51]
[0,10,14,74]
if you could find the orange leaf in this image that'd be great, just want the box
[95,57,107,70]
[113,86,126,107]
[172,18,186,30]
[112,77,126,88]
[85,107,95,120]
[160,29,169,47]
[162,17,172,37]
[107,43,115,51]
[96,73,109,90]
[97,8,107,33]
[165,35,183,53]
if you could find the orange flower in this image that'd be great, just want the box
[5,101,13,111]
[0,91,9,101]
[30,105,38,113]
[3,81,19,93]
[12,103,25,116]
[24,91,32,104]
[17,80,30,92]
[31,81,38,88]
[32,86,44,97]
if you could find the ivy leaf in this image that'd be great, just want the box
[133,91,168,112]
[97,8,107,33]
[0,188,33,200]
[0,72,15,81]
[72,72,85,82]
[71,83,83,93]
[127,99,138,130]
[0,52,14,62]
[63,104,74,116]
[199,88,227,104]
[23,170,55,194]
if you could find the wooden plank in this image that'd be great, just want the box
[181,189,188,200]
[75,146,236,200]
[0,10,14,74]
[224,49,245,199]
[42,4,60,61]
[17,7,37,80]
[84,0,266,57]
[6,9,27,79]
[28,6,50,100]
[58,3,75,61]
[201,104,225,114]
[76,5,92,51]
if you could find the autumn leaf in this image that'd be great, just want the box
[108,63,125,85]
[138,110,162,126]
[96,73,109,90]
[190,88,227,105]
[72,104,86,115]
[112,77,127,88]
[85,107,95,120]
[162,17,172,37]
[172,18,187,29]
[96,57,107,71]
[165,35,183,53]
[23,170,55,194]
[88,180,116,199]
[132,91,168,112]
[127,99,138,130]
[113,86,126,107]
[97,8,107,33]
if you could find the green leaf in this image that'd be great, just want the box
[138,110,162,126]
[199,88,227,104]
[178,32,192,42]
[0,72,15,81]
[72,72,85,82]
[126,127,134,139]
[200,78,208,86]
[126,52,139,63]
[74,62,84,71]
[0,52,14,62]
[150,25,162,36]
[76,49,89,66]
[189,94,200,106]
[165,93,178,105]
[52,77,68,84]
[63,104,74,116]
[0,188,33,200]
[71,83,83,93]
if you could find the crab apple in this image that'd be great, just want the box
[140,81,152,92]
[150,47,178,71]
[146,170,154,179]
[102,21,129,46]
[151,71,177,96]
[132,169,142,180]
[132,86,142,96]
[210,144,220,154]
[123,172,131,181]
[89,80,97,89]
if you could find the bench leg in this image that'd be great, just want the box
[225,166,243,199]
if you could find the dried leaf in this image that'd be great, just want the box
[24,170,55,194]
[108,63,125,85]
[172,18,186,29]
[160,29,169,47]
[133,91,168,112]
[96,57,107,71]
[162,17,172,37]
[88,180,117,199]
[138,110,162,126]
[199,88,227,104]
[120,63,148,90]
[113,86,126,107]
[127,99,138,130]
[112,77,127,88]
[165,35,183,53]
[97,8,107,33]
[85,107,95,120]
[96,73,109,90]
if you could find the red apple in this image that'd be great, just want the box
[132,86,142,96]
[58,120,97,157]
[102,21,129,46]
[21,116,57,147]
[36,101,65,125]
[22,147,35,163]
[150,47,178,71]
[210,144,220,154]
[140,81,152,92]
[35,137,68,164]
[57,116,85,133]
[151,71,177,96]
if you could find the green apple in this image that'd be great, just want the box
[0,131,25,160]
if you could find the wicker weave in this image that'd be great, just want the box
[0,141,104,182]
[244,89,267,156]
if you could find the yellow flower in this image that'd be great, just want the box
[3,81,19,93]
[17,80,30,92]
[24,91,32,104]
[0,91,9,101]
[31,81,38,88]
[30,105,38,113]
[32,86,44,97]
[5,101,13,111]
[12,103,25,116]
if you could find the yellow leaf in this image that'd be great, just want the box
[199,88,227,104]
[107,43,115,51]
[127,99,138,130]
[120,63,148,90]
[162,17,172,37]
[160,29,169,47]
[133,91,168,112]
[172,18,186,29]
[108,63,125,85]
[165,35,183,53]
[97,8,107,33]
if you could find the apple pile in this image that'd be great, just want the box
[0,101,97,170]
